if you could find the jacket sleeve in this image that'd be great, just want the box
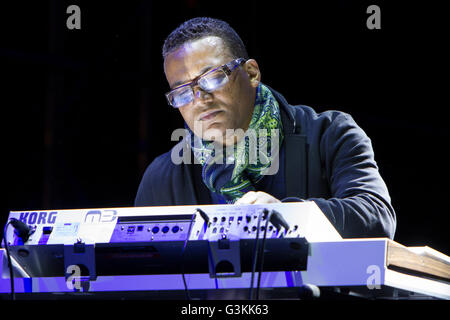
[308,113,396,238]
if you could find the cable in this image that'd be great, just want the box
[196,208,218,288]
[256,210,276,300]
[248,209,265,300]
[2,220,15,300]
[180,211,196,300]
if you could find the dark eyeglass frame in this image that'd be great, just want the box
[165,58,246,108]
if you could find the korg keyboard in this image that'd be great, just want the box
[2,202,339,279]
[2,202,449,300]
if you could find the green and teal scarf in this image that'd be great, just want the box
[187,83,283,203]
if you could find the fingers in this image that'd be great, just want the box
[235,191,257,205]
[234,191,281,205]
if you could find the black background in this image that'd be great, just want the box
[1,1,448,254]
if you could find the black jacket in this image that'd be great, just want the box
[135,86,396,239]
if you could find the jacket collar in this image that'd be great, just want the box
[264,84,299,134]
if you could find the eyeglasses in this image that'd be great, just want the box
[165,58,246,108]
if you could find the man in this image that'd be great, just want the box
[135,17,396,239]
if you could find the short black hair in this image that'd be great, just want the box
[162,17,248,60]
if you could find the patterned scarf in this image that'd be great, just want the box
[187,83,284,203]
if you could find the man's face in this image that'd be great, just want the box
[164,36,260,145]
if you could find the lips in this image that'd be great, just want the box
[199,110,222,121]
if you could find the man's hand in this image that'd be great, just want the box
[234,191,281,205]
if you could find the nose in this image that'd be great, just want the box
[192,86,212,105]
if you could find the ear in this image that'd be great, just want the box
[244,59,261,88]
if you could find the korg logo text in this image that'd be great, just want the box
[18,211,58,225]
